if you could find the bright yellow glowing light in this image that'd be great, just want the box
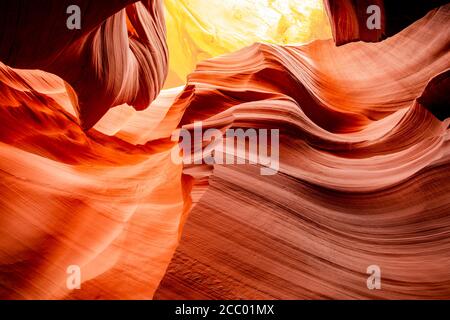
[164,0,332,87]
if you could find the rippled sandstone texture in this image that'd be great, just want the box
[156,3,450,299]
[0,0,449,300]
[0,0,168,130]
[0,0,179,299]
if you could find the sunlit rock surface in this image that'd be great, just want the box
[164,0,331,87]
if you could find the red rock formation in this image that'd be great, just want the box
[0,1,175,299]
[156,5,450,299]
[0,62,191,299]
[0,1,449,300]
[0,0,168,129]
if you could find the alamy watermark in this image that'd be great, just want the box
[66,5,81,30]
[366,5,381,30]
[366,265,381,290]
[66,264,81,290]
[171,122,279,175]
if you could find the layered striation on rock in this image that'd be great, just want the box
[155,5,450,299]
[0,0,168,130]
[0,0,449,300]
[0,60,192,298]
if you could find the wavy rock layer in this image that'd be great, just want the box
[0,1,173,298]
[0,0,168,129]
[155,5,450,299]
[0,1,449,300]
[0,62,190,298]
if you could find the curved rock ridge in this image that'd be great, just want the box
[0,0,168,130]
[176,5,450,127]
[0,59,190,298]
[0,1,449,300]
[154,5,450,299]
